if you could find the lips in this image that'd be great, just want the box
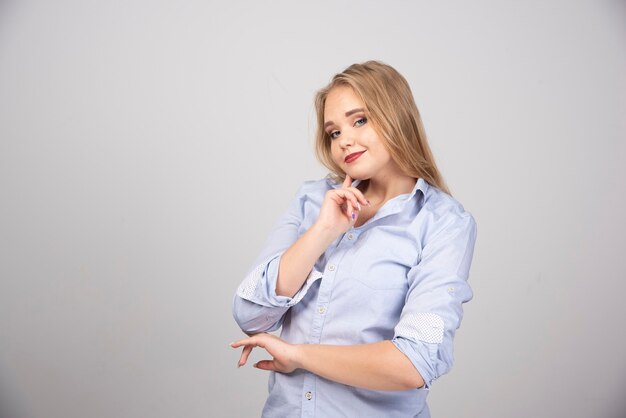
[344,151,365,163]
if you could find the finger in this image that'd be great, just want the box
[346,199,357,223]
[254,360,278,371]
[333,189,361,210]
[345,187,370,206]
[232,334,268,347]
[342,174,353,188]
[230,338,252,349]
[337,190,361,212]
[238,345,254,367]
[329,191,347,207]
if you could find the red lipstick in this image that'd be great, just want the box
[345,151,365,163]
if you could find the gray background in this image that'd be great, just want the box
[1,0,625,417]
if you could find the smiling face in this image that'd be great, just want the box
[323,85,398,181]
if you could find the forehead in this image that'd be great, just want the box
[324,86,365,118]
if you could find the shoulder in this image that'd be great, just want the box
[413,181,477,241]
[293,175,337,199]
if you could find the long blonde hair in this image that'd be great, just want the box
[314,60,450,195]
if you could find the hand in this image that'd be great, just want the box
[230,333,301,373]
[315,175,370,236]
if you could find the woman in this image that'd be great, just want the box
[231,61,477,417]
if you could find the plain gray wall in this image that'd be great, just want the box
[1,0,625,417]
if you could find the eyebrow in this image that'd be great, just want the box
[324,108,365,129]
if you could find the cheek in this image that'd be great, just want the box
[330,142,342,162]
[377,145,392,162]
[368,135,390,160]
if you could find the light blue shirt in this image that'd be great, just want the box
[233,176,477,418]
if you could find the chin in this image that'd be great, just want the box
[345,172,371,181]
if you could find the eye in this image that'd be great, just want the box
[354,116,367,127]
[329,130,340,140]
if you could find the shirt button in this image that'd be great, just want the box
[318,306,326,314]
[347,233,355,240]
[305,391,313,400]
[327,264,336,271]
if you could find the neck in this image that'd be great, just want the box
[360,173,416,205]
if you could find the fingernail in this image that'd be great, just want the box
[253,362,258,368]
[357,202,361,211]
[351,212,355,220]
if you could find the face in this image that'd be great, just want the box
[323,85,397,181]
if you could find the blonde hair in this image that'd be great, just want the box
[314,60,450,195]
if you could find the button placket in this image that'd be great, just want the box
[301,375,316,416]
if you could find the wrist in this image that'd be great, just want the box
[293,344,307,370]
[310,222,340,243]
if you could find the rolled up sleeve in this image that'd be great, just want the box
[392,212,477,388]
[232,183,323,334]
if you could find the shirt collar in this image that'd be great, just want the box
[408,178,429,201]
[327,175,428,202]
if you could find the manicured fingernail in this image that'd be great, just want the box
[351,212,355,220]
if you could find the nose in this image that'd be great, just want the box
[337,130,354,149]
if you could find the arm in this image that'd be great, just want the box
[298,341,424,390]
[274,223,336,297]
[232,209,477,390]
[233,175,368,332]
[231,182,312,333]
[232,223,336,333]
[275,175,368,297]
[231,334,423,391]
[391,212,477,388]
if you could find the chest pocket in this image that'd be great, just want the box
[348,238,417,290]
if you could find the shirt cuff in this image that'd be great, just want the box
[391,336,438,389]
[237,251,323,308]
